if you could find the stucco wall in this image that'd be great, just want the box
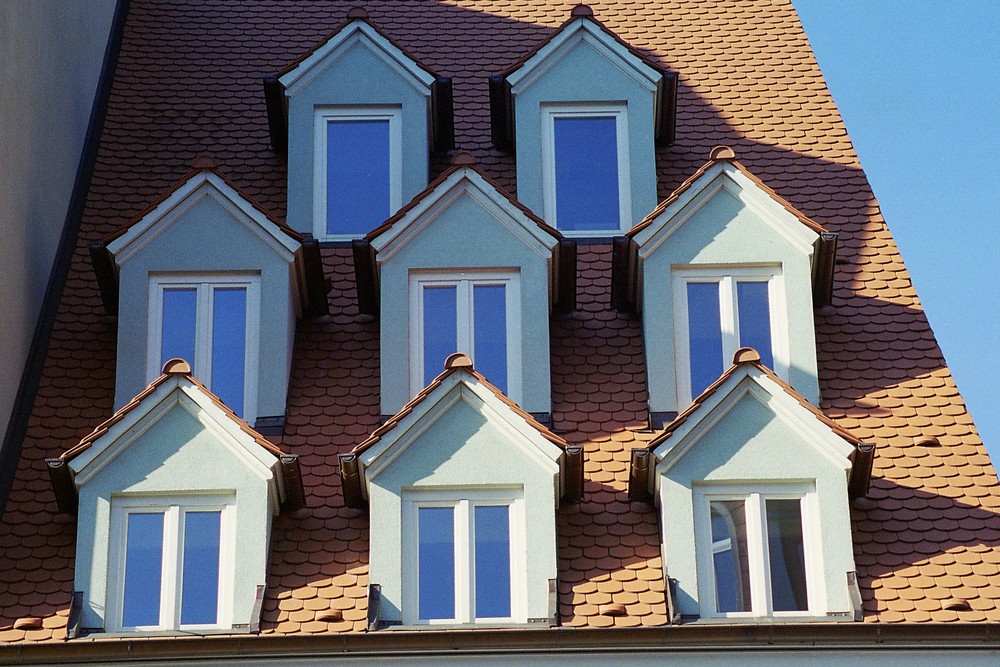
[0,0,115,444]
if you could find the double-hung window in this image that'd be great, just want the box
[673,267,786,405]
[541,103,631,234]
[147,274,260,421]
[404,491,525,624]
[695,484,817,619]
[108,495,235,631]
[314,106,401,239]
[409,271,520,399]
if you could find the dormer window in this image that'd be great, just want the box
[315,106,401,238]
[268,9,453,240]
[542,103,630,232]
[490,4,675,236]
[148,274,259,421]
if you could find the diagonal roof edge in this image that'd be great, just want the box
[102,165,304,248]
[365,159,563,244]
[60,359,285,463]
[644,347,863,454]
[500,4,664,81]
[274,9,438,86]
[627,146,828,239]
[352,353,568,456]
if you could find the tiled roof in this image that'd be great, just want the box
[1,0,999,645]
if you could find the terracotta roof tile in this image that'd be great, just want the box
[2,0,1000,644]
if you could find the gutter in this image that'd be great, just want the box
[0,0,131,520]
[1,624,998,664]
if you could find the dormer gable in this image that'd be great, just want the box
[491,4,674,235]
[614,147,838,312]
[268,9,454,240]
[628,349,873,622]
[47,360,304,634]
[355,154,577,417]
[92,165,325,430]
[340,353,582,626]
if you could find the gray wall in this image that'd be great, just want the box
[0,0,116,441]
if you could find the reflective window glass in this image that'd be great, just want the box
[472,285,507,393]
[553,116,619,231]
[418,507,456,620]
[737,281,773,369]
[211,288,247,416]
[160,288,197,367]
[423,286,458,386]
[180,511,222,625]
[474,505,511,618]
[326,119,391,235]
[688,282,724,396]
[765,499,808,612]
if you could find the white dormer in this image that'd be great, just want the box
[492,4,674,235]
[94,166,324,431]
[615,147,838,416]
[269,9,452,240]
[340,353,582,627]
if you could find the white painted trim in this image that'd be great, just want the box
[540,102,632,235]
[407,269,522,404]
[106,494,237,632]
[313,105,402,241]
[279,21,435,97]
[634,164,818,261]
[507,19,659,94]
[107,172,298,267]
[402,489,526,625]
[371,167,558,262]
[146,273,261,425]
[693,482,823,620]
[672,266,788,408]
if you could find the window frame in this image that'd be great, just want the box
[106,494,236,632]
[313,105,402,241]
[693,483,820,620]
[402,489,526,625]
[146,273,260,423]
[407,270,522,401]
[540,102,632,235]
[672,266,788,407]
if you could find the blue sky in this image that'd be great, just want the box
[793,1,1000,464]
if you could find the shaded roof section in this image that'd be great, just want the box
[1,0,999,644]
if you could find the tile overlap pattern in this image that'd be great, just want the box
[1,0,998,642]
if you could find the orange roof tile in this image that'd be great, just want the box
[1,0,999,647]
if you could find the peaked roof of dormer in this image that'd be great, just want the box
[611,146,839,311]
[339,353,583,509]
[265,8,453,155]
[91,163,327,317]
[46,359,305,516]
[490,4,677,149]
[275,8,437,95]
[353,152,576,316]
[628,348,874,502]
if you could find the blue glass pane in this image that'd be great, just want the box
[474,505,511,618]
[553,116,619,231]
[737,281,773,369]
[327,119,391,235]
[766,499,808,611]
[160,288,197,368]
[418,507,455,620]
[472,285,507,393]
[211,288,247,417]
[423,286,457,386]
[123,512,164,627]
[687,282,724,397]
[181,511,222,625]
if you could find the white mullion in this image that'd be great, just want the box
[718,276,738,366]
[456,280,473,358]
[750,494,773,615]
[161,505,181,628]
[455,500,472,623]
[196,284,213,385]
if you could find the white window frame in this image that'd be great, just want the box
[106,494,236,632]
[408,270,522,402]
[672,266,788,407]
[147,273,260,423]
[540,102,632,236]
[313,105,402,241]
[693,483,821,620]
[402,489,526,625]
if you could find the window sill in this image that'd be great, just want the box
[691,611,855,624]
